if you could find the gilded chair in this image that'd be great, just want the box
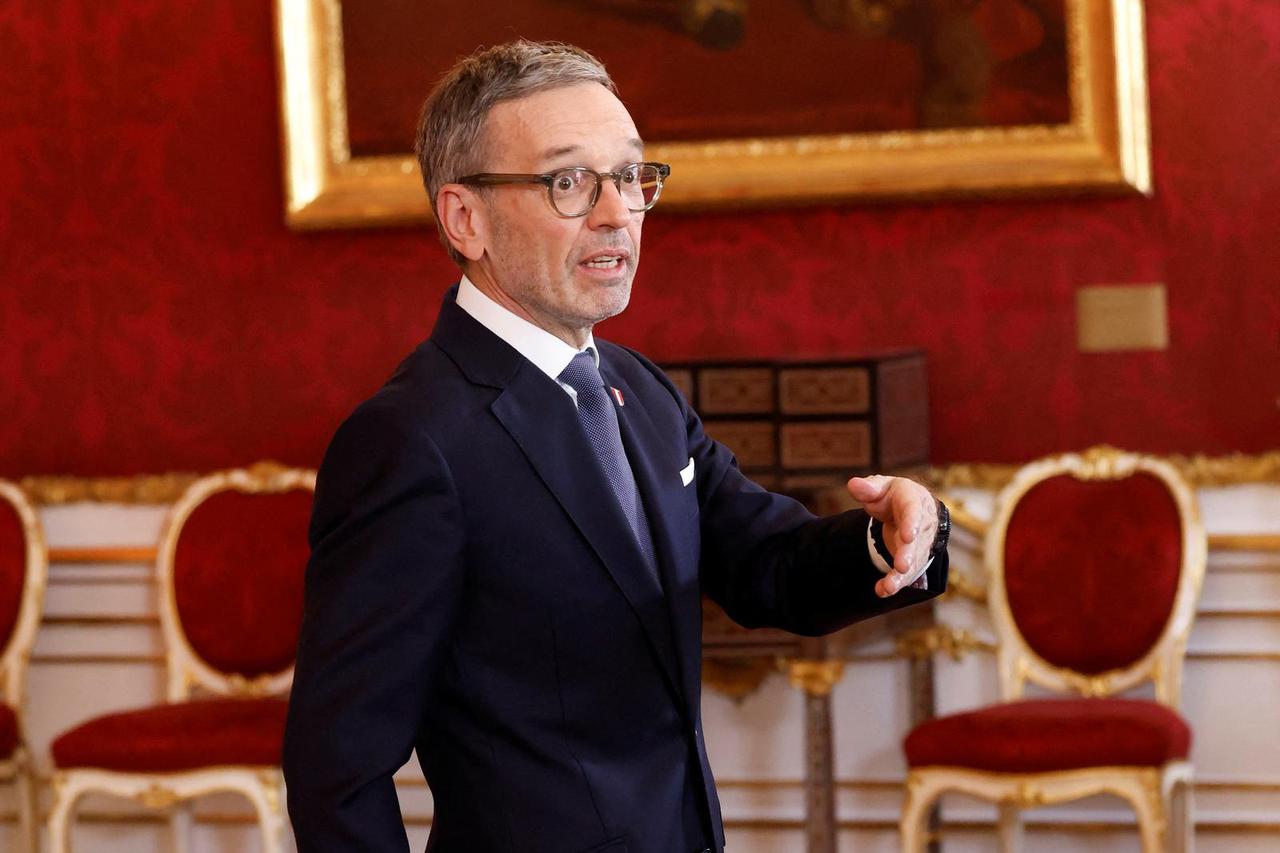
[0,480,46,853]
[900,448,1206,852]
[47,463,315,853]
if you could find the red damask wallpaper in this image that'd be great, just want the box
[0,1,1276,477]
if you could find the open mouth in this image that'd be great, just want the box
[581,254,625,270]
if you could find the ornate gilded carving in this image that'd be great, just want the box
[21,472,201,505]
[19,459,313,505]
[1064,671,1115,697]
[941,569,986,603]
[785,660,845,697]
[937,496,989,538]
[702,658,777,702]
[895,625,996,661]
[1008,782,1047,808]
[226,672,277,697]
[258,771,283,814]
[1073,445,1134,480]
[137,783,179,809]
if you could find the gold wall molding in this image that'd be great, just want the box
[929,448,1280,491]
[1211,533,1280,552]
[20,460,300,505]
[30,654,166,665]
[21,472,201,505]
[21,451,1279,507]
[47,546,158,564]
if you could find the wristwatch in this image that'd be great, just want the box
[930,498,951,558]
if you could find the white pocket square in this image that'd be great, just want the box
[679,457,695,486]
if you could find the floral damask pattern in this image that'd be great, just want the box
[0,0,1277,475]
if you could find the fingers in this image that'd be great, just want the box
[846,474,890,505]
[877,545,929,597]
[873,482,939,598]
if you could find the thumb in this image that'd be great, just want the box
[846,475,890,505]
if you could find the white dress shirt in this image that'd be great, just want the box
[456,275,595,406]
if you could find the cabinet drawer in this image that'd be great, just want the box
[779,367,869,414]
[698,368,774,414]
[780,422,871,469]
[705,421,776,468]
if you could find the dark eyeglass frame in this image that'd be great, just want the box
[456,162,671,218]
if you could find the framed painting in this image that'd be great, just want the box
[274,0,1150,229]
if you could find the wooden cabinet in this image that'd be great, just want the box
[662,350,930,493]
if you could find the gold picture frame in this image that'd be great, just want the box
[274,0,1151,229]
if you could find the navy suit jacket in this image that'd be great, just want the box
[282,289,947,853]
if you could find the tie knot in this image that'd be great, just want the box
[558,350,604,398]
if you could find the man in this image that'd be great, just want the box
[283,40,948,853]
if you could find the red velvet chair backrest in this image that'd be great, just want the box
[0,497,25,662]
[1001,470,1184,675]
[172,487,313,678]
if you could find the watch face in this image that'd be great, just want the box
[931,500,951,555]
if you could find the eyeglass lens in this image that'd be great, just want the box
[549,164,663,216]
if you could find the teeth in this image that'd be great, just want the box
[584,256,621,268]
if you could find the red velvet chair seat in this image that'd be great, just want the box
[905,698,1190,773]
[51,698,288,772]
[0,702,17,759]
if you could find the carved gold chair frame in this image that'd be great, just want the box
[46,462,317,853]
[900,447,1207,852]
[0,481,47,853]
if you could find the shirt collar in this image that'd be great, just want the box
[455,275,598,382]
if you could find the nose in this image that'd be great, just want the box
[586,176,633,229]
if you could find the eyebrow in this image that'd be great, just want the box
[539,138,645,166]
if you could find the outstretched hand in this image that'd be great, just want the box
[846,475,938,597]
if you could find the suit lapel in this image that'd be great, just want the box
[601,363,705,716]
[490,371,685,706]
[431,292,686,706]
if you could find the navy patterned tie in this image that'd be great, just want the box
[558,351,661,588]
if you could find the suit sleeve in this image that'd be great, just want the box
[640,357,947,636]
[283,403,465,852]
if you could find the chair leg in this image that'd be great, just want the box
[997,802,1023,852]
[246,772,286,853]
[170,801,193,853]
[1168,777,1194,853]
[1131,783,1165,853]
[899,774,934,853]
[46,777,82,853]
[16,760,39,853]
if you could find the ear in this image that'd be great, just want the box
[436,185,488,262]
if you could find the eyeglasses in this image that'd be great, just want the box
[457,162,671,218]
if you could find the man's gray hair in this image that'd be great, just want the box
[415,40,617,265]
